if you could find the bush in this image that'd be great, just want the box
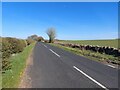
[36,36,44,42]
[20,39,27,48]
[5,38,26,53]
[2,38,12,59]
[2,60,12,72]
[2,43,35,88]
[44,40,49,43]
[26,39,35,45]
[14,39,26,53]
[2,37,27,59]
[2,37,27,72]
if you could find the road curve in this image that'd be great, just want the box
[29,42,118,89]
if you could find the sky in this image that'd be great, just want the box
[2,2,118,40]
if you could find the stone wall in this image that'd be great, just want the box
[56,43,120,57]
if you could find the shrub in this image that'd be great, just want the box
[2,60,12,72]
[4,37,26,54]
[14,39,26,53]
[36,36,44,42]
[2,38,12,59]
[2,37,27,72]
[26,39,34,45]
[2,37,27,59]
[44,40,49,43]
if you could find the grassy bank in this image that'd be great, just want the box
[59,39,119,48]
[2,43,35,88]
[50,43,119,65]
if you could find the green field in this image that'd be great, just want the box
[59,39,119,48]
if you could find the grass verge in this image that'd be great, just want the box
[2,43,35,88]
[49,43,119,65]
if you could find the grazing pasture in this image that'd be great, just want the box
[59,39,119,48]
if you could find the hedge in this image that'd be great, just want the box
[2,37,28,71]
[2,38,27,59]
[26,39,35,45]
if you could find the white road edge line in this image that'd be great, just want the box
[49,49,60,57]
[107,65,116,68]
[73,66,108,90]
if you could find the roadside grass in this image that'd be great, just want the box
[59,39,119,48]
[49,43,119,64]
[2,43,35,88]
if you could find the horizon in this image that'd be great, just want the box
[2,2,118,40]
[2,35,118,40]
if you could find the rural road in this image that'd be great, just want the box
[29,42,119,89]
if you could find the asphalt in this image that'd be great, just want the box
[29,42,119,89]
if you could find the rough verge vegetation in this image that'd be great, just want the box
[2,37,32,72]
[1,37,36,88]
[2,43,35,88]
[50,43,120,65]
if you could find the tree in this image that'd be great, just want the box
[37,36,44,42]
[27,35,38,41]
[46,27,56,43]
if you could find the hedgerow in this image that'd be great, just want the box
[26,39,35,45]
[2,37,31,72]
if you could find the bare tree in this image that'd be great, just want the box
[46,27,56,43]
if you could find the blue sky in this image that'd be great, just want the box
[2,2,118,40]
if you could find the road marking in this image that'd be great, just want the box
[73,66,108,90]
[43,45,47,48]
[107,65,116,68]
[41,43,47,48]
[49,49,60,57]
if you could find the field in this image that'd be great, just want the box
[58,39,119,48]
